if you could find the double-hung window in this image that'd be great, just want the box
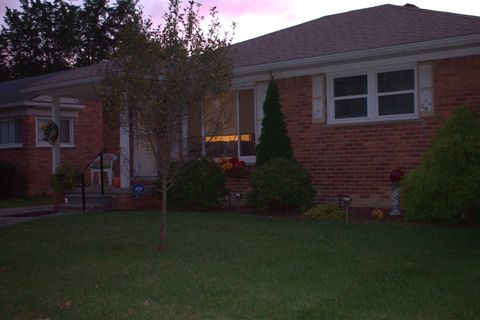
[36,117,74,147]
[333,74,368,119]
[0,119,22,148]
[328,65,417,124]
[377,69,415,116]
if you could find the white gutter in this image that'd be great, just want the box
[0,100,85,109]
[233,34,480,77]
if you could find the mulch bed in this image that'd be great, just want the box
[215,205,403,224]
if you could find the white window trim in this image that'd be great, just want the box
[35,117,75,148]
[327,64,418,125]
[0,118,22,148]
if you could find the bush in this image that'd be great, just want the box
[402,106,480,224]
[303,203,344,221]
[49,161,80,194]
[0,160,15,198]
[247,158,316,213]
[166,159,227,211]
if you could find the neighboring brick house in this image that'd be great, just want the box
[1,4,480,208]
[0,71,108,196]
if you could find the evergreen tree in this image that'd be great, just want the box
[255,79,294,166]
[0,0,79,79]
[0,0,143,81]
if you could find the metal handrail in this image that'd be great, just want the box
[82,148,107,172]
[79,148,107,214]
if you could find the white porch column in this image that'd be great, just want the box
[120,109,131,188]
[52,96,61,173]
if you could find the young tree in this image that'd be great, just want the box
[255,79,294,166]
[102,0,234,250]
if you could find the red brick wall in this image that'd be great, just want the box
[276,54,480,208]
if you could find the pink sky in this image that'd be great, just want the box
[1,0,480,43]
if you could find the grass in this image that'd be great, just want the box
[0,196,52,208]
[0,211,479,319]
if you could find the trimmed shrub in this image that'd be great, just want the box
[49,161,80,194]
[403,106,480,224]
[0,160,15,197]
[167,159,227,211]
[303,203,344,221]
[247,158,316,213]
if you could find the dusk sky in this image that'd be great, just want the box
[1,0,480,43]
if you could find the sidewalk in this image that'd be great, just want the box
[0,205,58,228]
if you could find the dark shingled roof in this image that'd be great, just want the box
[0,73,52,106]
[0,62,108,105]
[232,4,480,68]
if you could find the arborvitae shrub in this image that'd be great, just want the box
[167,159,227,211]
[247,158,315,213]
[255,80,293,166]
[402,106,480,224]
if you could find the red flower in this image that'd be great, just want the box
[390,169,404,183]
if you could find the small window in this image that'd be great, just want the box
[333,75,368,119]
[334,75,368,96]
[0,119,22,147]
[377,70,415,117]
[377,70,414,92]
[335,98,368,119]
[36,118,74,146]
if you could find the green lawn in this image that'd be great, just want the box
[0,196,52,208]
[0,211,479,319]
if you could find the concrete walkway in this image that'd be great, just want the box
[0,205,60,228]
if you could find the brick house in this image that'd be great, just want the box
[1,4,479,208]
[0,70,106,196]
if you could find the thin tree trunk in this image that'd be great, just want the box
[159,174,168,250]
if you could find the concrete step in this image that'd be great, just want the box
[71,185,118,194]
[61,193,115,212]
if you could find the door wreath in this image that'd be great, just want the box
[41,121,59,145]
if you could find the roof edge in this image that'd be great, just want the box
[21,75,104,95]
[233,34,480,76]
